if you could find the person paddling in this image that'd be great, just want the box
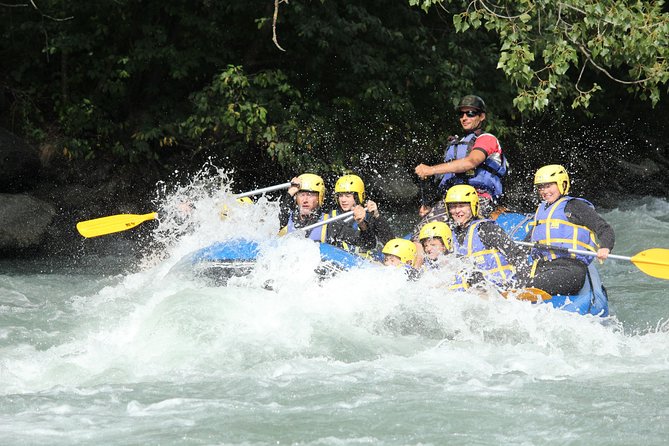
[330,174,394,253]
[525,165,615,296]
[278,173,375,249]
[445,184,528,291]
[414,94,508,221]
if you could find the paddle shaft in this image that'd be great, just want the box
[300,211,355,232]
[515,241,626,260]
[234,182,291,199]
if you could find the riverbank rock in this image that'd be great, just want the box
[369,164,419,204]
[0,193,56,251]
[0,128,40,192]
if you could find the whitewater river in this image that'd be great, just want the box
[1,189,668,445]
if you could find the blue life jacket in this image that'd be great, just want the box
[529,196,599,269]
[285,211,329,242]
[437,132,507,200]
[452,219,516,288]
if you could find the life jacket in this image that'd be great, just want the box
[529,196,599,272]
[452,219,516,288]
[437,132,507,200]
[330,208,375,258]
[283,211,329,242]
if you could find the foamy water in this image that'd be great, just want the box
[1,172,667,445]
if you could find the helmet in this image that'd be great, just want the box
[219,196,253,219]
[296,173,325,206]
[534,164,570,195]
[418,221,453,252]
[382,238,417,265]
[334,174,366,204]
[444,184,479,217]
[456,95,486,113]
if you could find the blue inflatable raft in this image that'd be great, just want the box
[185,238,370,285]
[186,212,609,316]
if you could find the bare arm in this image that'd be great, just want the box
[415,149,486,179]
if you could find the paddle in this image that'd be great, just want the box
[501,287,552,302]
[234,182,292,199]
[77,183,292,238]
[516,241,669,280]
[76,212,158,238]
[298,210,355,232]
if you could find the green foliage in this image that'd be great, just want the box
[179,65,304,166]
[0,0,666,179]
[440,0,669,112]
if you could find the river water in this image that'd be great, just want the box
[1,182,668,445]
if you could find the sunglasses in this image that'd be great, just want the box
[457,110,481,118]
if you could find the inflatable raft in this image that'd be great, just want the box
[184,238,370,285]
[184,212,609,316]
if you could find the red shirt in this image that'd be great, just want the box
[472,133,502,158]
[472,133,503,199]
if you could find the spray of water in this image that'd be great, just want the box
[1,168,668,397]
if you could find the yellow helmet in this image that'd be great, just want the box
[534,164,570,195]
[444,184,479,217]
[296,173,325,206]
[418,221,453,252]
[382,238,417,265]
[219,197,253,219]
[334,174,366,204]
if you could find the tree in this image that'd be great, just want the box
[409,0,669,111]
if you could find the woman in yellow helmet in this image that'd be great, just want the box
[445,184,529,291]
[526,165,615,296]
[278,173,375,249]
[330,174,394,252]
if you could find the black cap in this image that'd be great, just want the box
[456,95,486,113]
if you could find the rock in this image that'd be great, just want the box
[368,164,419,203]
[0,193,56,251]
[0,128,41,192]
[615,158,668,196]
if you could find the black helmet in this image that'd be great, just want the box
[456,95,486,113]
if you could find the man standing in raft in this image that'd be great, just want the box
[412,95,507,268]
[414,94,507,221]
[526,165,615,296]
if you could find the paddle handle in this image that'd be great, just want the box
[235,182,292,199]
[300,211,355,232]
[515,241,630,261]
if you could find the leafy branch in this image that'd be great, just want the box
[416,0,669,111]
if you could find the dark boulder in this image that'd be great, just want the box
[0,128,41,192]
[0,193,56,251]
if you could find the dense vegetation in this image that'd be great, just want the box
[2,0,668,194]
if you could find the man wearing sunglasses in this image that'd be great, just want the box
[414,95,507,220]
[410,95,507,268]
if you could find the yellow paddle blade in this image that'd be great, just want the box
[76,212,158,238]
[631,248,669,280]
[501,287,552,303]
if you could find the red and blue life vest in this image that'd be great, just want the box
[529,196,599,269]
[451,219,516,289]
[437,132,507,200]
